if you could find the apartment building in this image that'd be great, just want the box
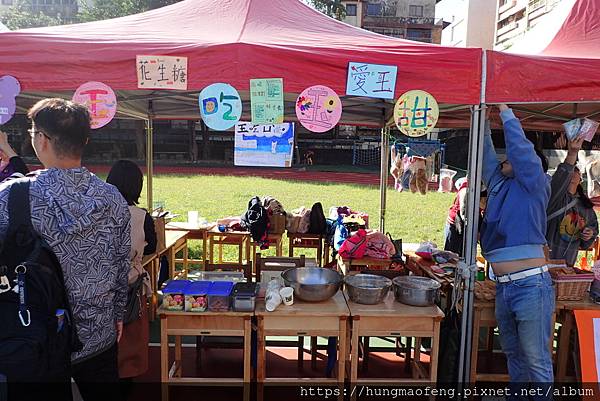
[436,0,497,49]
[494,0,564,50]
[341,0,443,43]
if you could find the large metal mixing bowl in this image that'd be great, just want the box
[392,276,440,306]
[344,274,392,305]
[281,267,342,302]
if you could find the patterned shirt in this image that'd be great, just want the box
[0,167,131,362]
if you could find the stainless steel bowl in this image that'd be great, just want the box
[392,276,440,306]
[281,267,342,302]
[344,274,392,305]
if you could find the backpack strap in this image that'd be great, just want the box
[8,179,32,234]
[547,198,579,221]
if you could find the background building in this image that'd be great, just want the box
[435,0,496,48]
[494,0,564,50]
[341,0,443,43]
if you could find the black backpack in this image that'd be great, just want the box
[241,196,268,242]
[0,180,81,384]
[308,202,327,235]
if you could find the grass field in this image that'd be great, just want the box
[139,174,454,261]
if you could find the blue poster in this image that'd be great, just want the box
[345,62,398,99]
[199,83,242,131]
[234,122,294,168]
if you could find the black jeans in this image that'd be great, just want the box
[72,343,122,401]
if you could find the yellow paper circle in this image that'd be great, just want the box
[394,90,439,137]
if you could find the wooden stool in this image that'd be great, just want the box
[288,233,329,266]
[207,230,251,265]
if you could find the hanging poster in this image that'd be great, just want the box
[234,122,294,168]
[295,85,342,133]
[0,75,20,125]
[72,81,117,129]
[136,55,188,90]
[198,83,242,131]
[346,62,397,99]
[250,78,284,124]
[394,90,439,137]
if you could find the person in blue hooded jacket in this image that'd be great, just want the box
[480,104,554,393]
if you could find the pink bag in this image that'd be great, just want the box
[338,229,368,259]
[364,230,395,259]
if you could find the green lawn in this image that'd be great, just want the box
[140,174,454,261]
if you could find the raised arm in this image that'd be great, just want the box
[482,117,502,188]
[501,107,546,192]
[548,137,583,215]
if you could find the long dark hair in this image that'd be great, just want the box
[577,184,594,209]
[106,160,143,206]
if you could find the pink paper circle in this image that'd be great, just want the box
[72,81,117,129]
[295,85,342,133]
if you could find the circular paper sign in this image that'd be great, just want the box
[295,85,342,133]
[72,81,117,129]
[394,90,439,137]
[199,83,242,131]
[0,75,21,125]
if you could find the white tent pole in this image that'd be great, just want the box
[379,127,389,232]
[146,117,154,210]
[457,51,487,384]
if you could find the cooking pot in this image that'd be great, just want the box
[392,276,440,306]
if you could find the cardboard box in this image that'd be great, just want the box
[270,213,286,234]
[153,215,166,253]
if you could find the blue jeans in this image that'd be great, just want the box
[495,271,555,400]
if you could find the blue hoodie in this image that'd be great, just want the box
[480,109,550,263]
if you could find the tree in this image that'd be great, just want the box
[0,1,62,30]
[306,0,346,20]
[79,0,181,22]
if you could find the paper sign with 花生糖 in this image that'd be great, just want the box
[250,78,283,124]
[394,90,439,137]
[72,81,117,129]
[136,55,188,90]
[199,83,242,131]
[0,75,20,125]
[295,85,342,133]
[346,62,397,100]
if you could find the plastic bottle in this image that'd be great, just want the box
[265,279,282,312]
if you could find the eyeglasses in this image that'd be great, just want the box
[28,129,52,140]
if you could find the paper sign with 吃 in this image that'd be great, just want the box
[346,62,397,99]
[0,75,20,125]
[295,85,342,133]
[136,55,188,90]
[250,78,284,124]
[394,90,439,137]
[234,122,294,168]
[199,83,242,131]
[72,81,117,129]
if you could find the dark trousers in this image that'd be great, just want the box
[72,343,122,401]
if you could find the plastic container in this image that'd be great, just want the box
[200,271,245,282]
[162,280,190,311]
[208,281,234,312]
[184,281,212,312]
[232,282,259,312]
[438,168,457,193]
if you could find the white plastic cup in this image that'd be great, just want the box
[187,210,199,225]
[279,287,294,306]
[265,289,282,312]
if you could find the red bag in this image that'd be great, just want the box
[338,229,368,259]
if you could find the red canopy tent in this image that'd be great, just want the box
[1,0,482,124]
[485,0,600,129]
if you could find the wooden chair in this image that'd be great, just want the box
[196,259,253,369]
[255,253,313,369]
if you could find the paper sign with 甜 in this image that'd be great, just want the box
[250,78,284,124]
[136,55,188,90]
[394,90,439,137]
[72,81,117,129]
[295,85,342,133]
[199,83,242,131]
[346,62,397,100]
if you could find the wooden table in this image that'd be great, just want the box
[166,222,209,269]
[159,308,252,401]
[255,291,350,401]
[207,230,251,265]
[336,254,393,275]
[164,230,189,279]
[288,233,330,266]
[346,292,443,387]
[555,297,600,381]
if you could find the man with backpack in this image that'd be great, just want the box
[0,98,131,401]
